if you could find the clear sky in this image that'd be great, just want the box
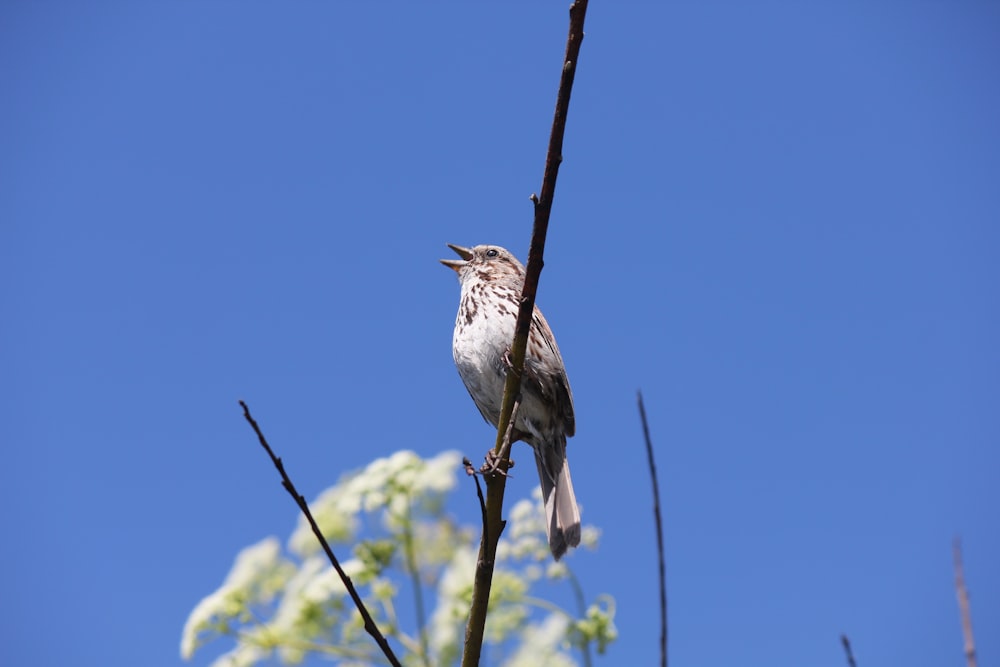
[2,3,997,666]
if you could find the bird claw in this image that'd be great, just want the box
[483,450,514,477]
[502,348,515,373]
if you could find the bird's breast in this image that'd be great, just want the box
[451,287,519,424]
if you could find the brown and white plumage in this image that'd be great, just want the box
[441,244,581,560]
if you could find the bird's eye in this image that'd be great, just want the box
[485,248,498,258]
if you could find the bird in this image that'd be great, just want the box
[441,243,581,560]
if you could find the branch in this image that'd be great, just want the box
[638,391,668,667]
[238,400,403,667]
[462,2,590,665]
[840,634,857,667]
[953,537,978,667]
[462,457,489,536]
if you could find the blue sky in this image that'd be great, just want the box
[2,2,998,666]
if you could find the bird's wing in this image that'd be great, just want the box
[528,311,576,437]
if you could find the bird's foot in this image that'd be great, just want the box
[502,348,521,377]
[483,449,514,477]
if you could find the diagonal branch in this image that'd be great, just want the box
[840,634,858,667]
[638,391,668,667]
[462,2,590,665]
[239,400,403,667]
[953,537,978,667]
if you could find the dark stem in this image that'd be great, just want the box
[489,395,522,474]
[567,569,594,667]
[953,537,978,667]
[638,391,668,667]
[840,634,857,667]
[238,400,403,667]
[461,2,590,665]
[401,498,431,667]
[463,457,489,537]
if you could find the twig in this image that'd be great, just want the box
[238,400,403,667]
[953,537,978,667]
[566,569,594,667]
[462,2,590,665]
[637,391,667,667]
[487,395,522,475]
[840,634,857,667]
[400,499,431,667]
[463,457,489,537]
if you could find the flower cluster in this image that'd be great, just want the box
[181,450,615,666]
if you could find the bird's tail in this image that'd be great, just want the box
[534,438,581,560]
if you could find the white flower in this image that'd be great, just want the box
[501,613,574,667]
[181,538,288,659]
[428,545,478,659]
[207,643,267,667]
[181,589,228,660]
[507,498,540,538]
[580,525,601,549]
[421,450,463,493]
[302,558,363,603]
[498,493,550,562]
[269,556,328,633]
[288,486,360,556]
[290,451,463,555]
[546,560,569,580]
[225,537,284,591]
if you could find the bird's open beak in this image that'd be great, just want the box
[440,243,473,272]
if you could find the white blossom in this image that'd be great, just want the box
[427,545,477,659]
[181,450,612,666]
[207,643,268,667]
[501,613,575,667]
[181,538,288,659]
[289,451,462,555]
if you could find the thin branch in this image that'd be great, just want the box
[566,569,594,667]
[401,499,431,667]
[953,537,978,667]
[463,457,489,536]
[462,2,590,665]
[638,391,668,667]
[238,400,403,667]
[840,634,857,667]
[492,396,522,472]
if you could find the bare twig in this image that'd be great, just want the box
[566,569,594,667]
[840,634,857,667]
[487,395,521,474]
[462,2,590,665]
[953,537,978,667]
[400,500,431,667]
[637,391,667,667]
[238,400,403,667]
[463,457,489,540]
